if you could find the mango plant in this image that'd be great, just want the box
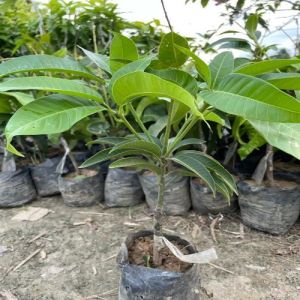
[1,32,300,264]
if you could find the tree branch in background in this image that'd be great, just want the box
[160,0,173,32]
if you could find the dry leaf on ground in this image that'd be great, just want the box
[11,207,51,221]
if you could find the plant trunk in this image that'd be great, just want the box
[153,170,166,266]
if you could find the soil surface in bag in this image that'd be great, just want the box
[58,169,104,207]
[117,230,201,300]
[105,168,144,207]
[0,168,37,207]
[190,178,238,214]
[139,172,191,215]
[30,157,64,197]
[238,179,300,235]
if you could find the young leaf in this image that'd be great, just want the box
[171,138,205,152]
[209,51,234,89]
[0,76,103,103]
[109,33,139,73]
[158,32,189,68]
[245,14,259,39]
[201,73,300,123]
[109,157,161,174]
[5,95,105,156]
[0,55,99,81]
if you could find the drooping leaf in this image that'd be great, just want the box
[260,73,300,90]
[249,120,300,160]
[235,59,300,75]
[176,150,237,194]
[80,47,111,74]
[158,32,189,68]
[171,151,216,195]
[200,73,300,123]
[111,71,201,117]
[175,46,211,86]
[109,33,139,73]
[5,95,105,156]
[0,55,99,81]
[109,157,161,174]
[209,51,234,89]
[0,76,103,102]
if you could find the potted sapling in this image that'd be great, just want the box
[2,28,300,298]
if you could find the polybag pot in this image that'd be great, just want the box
[104,168,144,207]
[139,172,191,215]
[238,180,300,235]
[190,178,238,215]
[30,157,65,197]
[117,230,201,300]
[58,169,104,207]
[0,168,37,207]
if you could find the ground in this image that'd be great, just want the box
[0,196,299,300]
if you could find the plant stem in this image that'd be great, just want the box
[160,0,173,32]
[266,144,275,186]
[118,111,141,140]
[153,166,166,266]
[162,100,174,154]
[128,103,155,142]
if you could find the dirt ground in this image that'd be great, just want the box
[0,196,299,300]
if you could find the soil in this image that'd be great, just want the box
[128,236,191,272]
[0,196,299,300]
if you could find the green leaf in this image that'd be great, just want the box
[109,33,139,73]
[204,111,226,126]
[109,55,154,93]
[171,138,205,152]
[149,68,198,96]
[0,76,103,103]
[260,73,300,90]
[249,120,300,160]
[176,150,237,194]
[88,137,127,146]
[148,116,168,137]
[136,97,160,118]
[110,139,162,158]
[201,0,209,7]
[109,157,161,174]
[171,151,216,195]
[158,32,189,68]
[235,59,300,75]
[5,95,105,156]
[245,14,259,39]
[0,94,12,113]
[175,46,211,86]
[209,51,234,89]
[0,55,99,81]
[80,47,111,74]
[201,73,300,123]
[210,38,252,51]
[112,71,201,117]
[1,92,35,106]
